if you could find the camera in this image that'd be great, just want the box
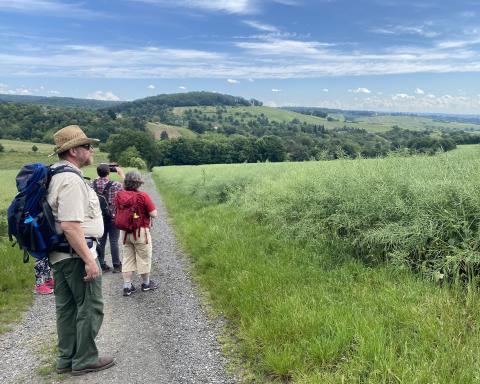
[100,163,118,172]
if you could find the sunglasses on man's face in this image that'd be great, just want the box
[78,144,93,150]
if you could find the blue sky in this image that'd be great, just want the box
[1,0,480,114]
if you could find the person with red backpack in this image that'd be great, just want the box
[114,170,158,296]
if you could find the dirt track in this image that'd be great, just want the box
[0,173,234,384]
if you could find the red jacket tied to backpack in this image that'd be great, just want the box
[114,190,155,242]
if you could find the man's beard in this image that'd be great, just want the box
[81,155,93,167]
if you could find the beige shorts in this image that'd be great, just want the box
[120,228,152,275]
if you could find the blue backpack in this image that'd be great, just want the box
[7,163,83,262]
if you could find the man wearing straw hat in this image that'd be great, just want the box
[47,125,114,376]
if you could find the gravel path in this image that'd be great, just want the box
[0,173,235,384]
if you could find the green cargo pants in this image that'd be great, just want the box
[52,257,104,370]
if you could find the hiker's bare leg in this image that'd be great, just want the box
[122,271,133,283]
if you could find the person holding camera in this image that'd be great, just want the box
[92,163,125,273]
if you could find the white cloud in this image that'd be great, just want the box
[86,90,120,101]
[48,90,60,95]
[0,0,104,18]
[8,86,33,95]
[227,78,239,84]
[264,100,278,107]
[162,48,221,60]
[414,88,425,94]
[322,88,329,92]
[147,84,155,89]
[16,87,33,94]
[132,0,257,14]
[237,37,333,56]
[372,24,438,38]
[315,93,480,114]
[0,44,224,76]
[272,0,300,4]
[436,40,469,49]
[271,88,281,92]
[350,88,371,94]
[392,93,415,100]
[4,33,480,85]
[436,37,480,49]
[243,20,279,32]
[0,83,33,95]
[248,78,255,82]
[179,86,187,90]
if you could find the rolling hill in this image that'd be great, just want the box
[146,122,197,139]
[0,94,123,109]
[2,92,480,166]
[3,91,480,134]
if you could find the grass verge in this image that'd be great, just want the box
[154,174,480,383]
[0,243,33,334]
[36,339,62,382]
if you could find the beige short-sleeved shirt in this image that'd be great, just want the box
[47,160,104,264]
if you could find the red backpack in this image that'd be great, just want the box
[114,191,147,242]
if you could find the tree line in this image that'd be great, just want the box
[1,92,480,169]
[106,126,477,168]
[0,102,144,143]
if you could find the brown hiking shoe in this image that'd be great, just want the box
[71,356,115,376]
[56,366,72,374]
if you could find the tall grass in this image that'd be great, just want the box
[153,145,480,382]
[0,244,33,333]
[157,146,480,282]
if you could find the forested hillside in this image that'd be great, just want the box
[0,102,143,143]
[2,91,480,168]
[110,91,262,121]
[0,94,122,109]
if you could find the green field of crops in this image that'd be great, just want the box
[153,144,480,383]
[347,114,479,133]
[172,106,480,133]
[146,122,197,139]
[173,106,327,125]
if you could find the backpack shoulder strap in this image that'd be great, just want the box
[48,165,85,189]
[136,192,147,214]
[103,181,113,197]
[49,165,83,178]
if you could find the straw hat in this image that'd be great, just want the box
[49,125,99,156]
